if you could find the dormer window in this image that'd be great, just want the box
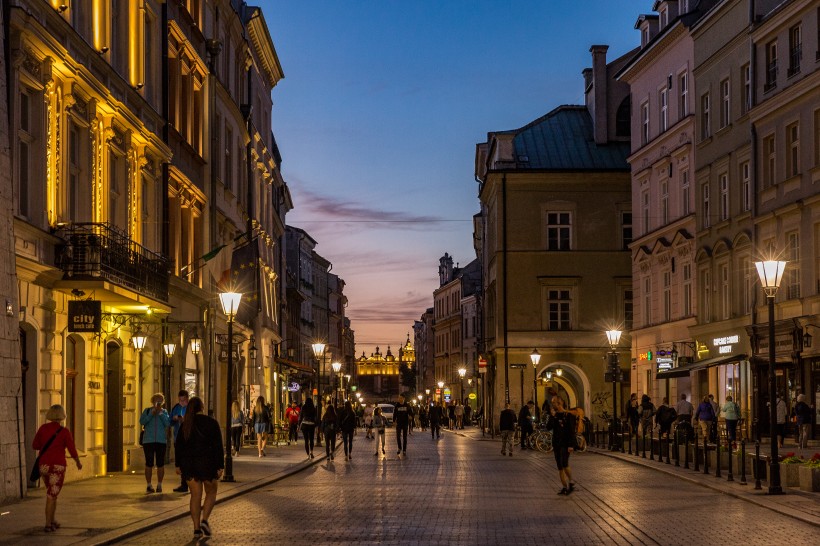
[660,7,668,28]
[643,26,650,47]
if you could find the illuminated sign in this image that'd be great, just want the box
[68,300,101,333]
[638,350,653,361]
[656,357,674,371]
[713,334,739,355]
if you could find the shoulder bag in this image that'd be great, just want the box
[30,427,63,482]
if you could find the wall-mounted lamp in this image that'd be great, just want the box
[98,46,109,54]
[132,329,147,352]
[249,336,258,368]
[58,4,68,13]
[163,341,176,358]
[5,300,13,316]
[134,82,144,90]
[190,336,202,356]
[555,368,563,377]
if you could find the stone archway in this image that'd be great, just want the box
[537,361,591,416]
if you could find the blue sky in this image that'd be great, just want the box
[262,1,642,353]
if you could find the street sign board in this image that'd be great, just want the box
[68,300,101,333]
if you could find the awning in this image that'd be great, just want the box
[274,357,315,375]
[656,354,748,379]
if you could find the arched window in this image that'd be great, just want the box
[66,336,79,435]
[616,96,631,137]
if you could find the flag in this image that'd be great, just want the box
[228,236,260,326]
[202,240,235,287]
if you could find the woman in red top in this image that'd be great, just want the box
[32,404,82,532]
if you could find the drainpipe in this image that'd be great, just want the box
[502,174,509,406]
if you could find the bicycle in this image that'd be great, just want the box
[529,422,553,452]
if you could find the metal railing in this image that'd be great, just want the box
[55,222,170,302]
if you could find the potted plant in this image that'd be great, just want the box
[778,453,803,487]
[798,453,820,492]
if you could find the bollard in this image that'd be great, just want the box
[715,441,721,478]
[703,433,709,475]
[673,425,680,467]
[594,424,598,448]
[727,438,734,482]
[621,420,626,453]
[694,429,700,472]
[649,427,655,461]
[627,422,633,455]
[739,439,746,485]
[665,433,671,464]
[642,427,647,458]
[754,440,762,490]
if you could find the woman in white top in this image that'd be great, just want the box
[363,403,375,439]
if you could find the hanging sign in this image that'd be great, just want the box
[68,300,101,333]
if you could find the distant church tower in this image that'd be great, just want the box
[438,253,454,286]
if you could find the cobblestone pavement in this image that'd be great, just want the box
[123,429,818,545]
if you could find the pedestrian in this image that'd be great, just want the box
[286,401,300,444]
[429,401,443,440]
[775,394,788,448]
[252,396,271,457]
[500,402,516,456]
[170,390,190,493]
[394,394,411,456]
[708,394,719,442]
[626,393,640,436]
[339,400,357,460]
[448,402,456,430]
[32,404,82,533]
[174,396,224,539]
[654,397,676,439]
[299,397,317,458]
[674,393,694,424]
[230,401,244,457]
[720,395,740,447]
[373,407,387,456]
[363,403,374,439]
[407,403,416,435]
[464,404,472,427]
[694,395,715,442]
[795,394,813,452]
[518,400,534,450]
[455,401,465,429]
[322,404,338,461]
[139,393,171,493]
[547,395,577,495]
[638,394,655,437]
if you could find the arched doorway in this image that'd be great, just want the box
[106,341,124,472]
[20,325,38,485]
[538,362,591,416]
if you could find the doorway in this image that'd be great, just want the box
[106,341,123,472]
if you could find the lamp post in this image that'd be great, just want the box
[425,388,430,406]
[344,374,351,402]
[332,361,342,405]
[247,336,257,412]
[458,367,466,405]
[605,329,622,452]
[755,259,787,495]
[311,342,325,446]
[219,290,242,482]
[437,380,444,402]
[530,349,541,421]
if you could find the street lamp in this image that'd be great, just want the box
[344,374,351,401]
[530,349,541,421]
[605,329,622,452]
[331,361,342,405]
[755,259,787,495]
[458,367,466,405]
[437,380,444,402]
[311,342,325,446]
[190,335,202,356]
[219,290,242,482]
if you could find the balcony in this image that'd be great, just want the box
[55,223,170,303]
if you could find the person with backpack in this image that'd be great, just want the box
[139,393,171,493]
[720,395,741,447]
[626,393,640,436]
[252,396,271,457]
[299,397,317,458]
[547,395,578,495]
[373,407,387,457]
[654,397,676,439]
[339,401,358,460]
[638,395,655,437]
[694,395,715,441]
[795,394,813,451]
[322,404,338,461]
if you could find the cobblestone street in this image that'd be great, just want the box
[124,430,818,545]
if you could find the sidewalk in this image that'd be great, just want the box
[0,441,326,545]
[444,426,820,528]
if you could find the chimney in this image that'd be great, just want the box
[582,68,593,107]
[590,45,609,145]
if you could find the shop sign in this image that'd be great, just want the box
[68,300,101,333]
[478,357,487,373]
[444,388,451,402]
[287,382,300,392]
[656,357,674,371]
[638,350,653,361]
[468,393,477,400]
[713,334,739,355]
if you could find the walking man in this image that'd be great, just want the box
[429,401,443,440]
[394,395,411,456]
[675,393,693,424]
[500,403,516,456]
[548,395,577,495]
[170,390,189,493]
[518,400,534,450]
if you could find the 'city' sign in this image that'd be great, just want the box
[68,300,101,333]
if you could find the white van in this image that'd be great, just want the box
[378,403,395,424]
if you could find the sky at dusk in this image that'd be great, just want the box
[262,1,642,354]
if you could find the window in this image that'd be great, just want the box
[741,162,751,211]
[719,173,729,221]
[224,126,233,191]
[702,182,711,228]
[546,212,571,250]
[764,134,776,187]
[68,124,80,222]
[683,264,692,316]
[661,180,669,225]
[109,150,125,230]
[702,269,712,322]
[547,289,571,331]
[681,169,690,216]
[65,336,78,436]
[679,71,688,118]
[787,231,800,299]
[765,40,778,91]
[624,289,634,329]
[719,263,730,320]
[642,190,650,234]
[615,96,631,137]
[742,259,752,314]
[641,101,650,144]
[18,89,35,218]
[700,93,711,139]
[787,122,800,177]
[660,7,668,27]
[720,79,730,129]
[660,87,669,132]
[643,277,652,326]
[621,211,632,250]
[742,64,751,114]
[788,25,802,77]
[663,271,671,322]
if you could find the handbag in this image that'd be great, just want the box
[139,427,145,446]
[30,426,63,482]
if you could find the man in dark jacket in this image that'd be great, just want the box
[499,403,517,456]
[548,395,577,495]
[518,401,534,450]
[394,395,411,456]
[429,401,443,440]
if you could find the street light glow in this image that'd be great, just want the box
[218,291,242,319]
[311,342,326,358]
[331,361,342,373]
[530,348,541,366]
[605,329,622,348]
[755,260,787,296]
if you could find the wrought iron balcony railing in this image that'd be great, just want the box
[55,223,170,302]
